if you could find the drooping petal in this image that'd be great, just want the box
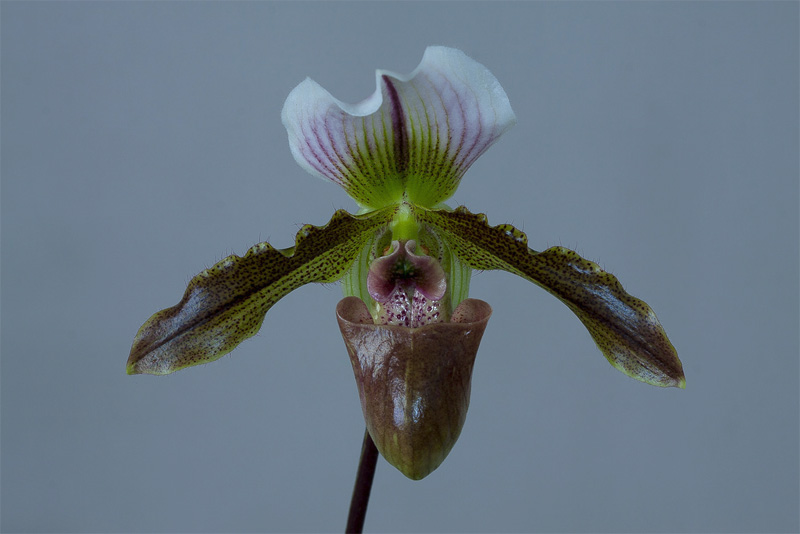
[337,296,492,480]
[414,206,685,388]
[281,46,516,209]
[127,207,395,375]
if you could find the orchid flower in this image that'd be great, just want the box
[128,47,684,482]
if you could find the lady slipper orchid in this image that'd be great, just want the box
[128,47,684,482]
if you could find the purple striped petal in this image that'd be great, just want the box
[281,47,516,209]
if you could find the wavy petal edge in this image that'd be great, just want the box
[413,205,685,388]
[127,207,395,375]
[281,46,516,209]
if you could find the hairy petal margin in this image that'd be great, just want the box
[415,206,685,388]
[128,208,394,375]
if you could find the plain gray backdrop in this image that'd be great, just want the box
[2,2,798,533]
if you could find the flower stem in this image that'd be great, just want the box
[346,428,379,533]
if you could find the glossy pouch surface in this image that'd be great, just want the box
[336,296,491,479]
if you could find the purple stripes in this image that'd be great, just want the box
[281,47,517,207]
[382,75,409,174]
[297,107,352,188]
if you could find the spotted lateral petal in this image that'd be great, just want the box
[127,207,394,375]
[414,206,685,388]
[281,46,516,210]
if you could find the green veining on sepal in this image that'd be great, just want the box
[345,110,407,210]
[341,224,391,314]
[448,253,472,310]
[128,207,395,375]
[413,205,685,388]
[403,107,459,208]
[416,220,471,311]
[418,203,471,309]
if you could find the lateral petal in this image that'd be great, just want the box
[127,207,394,375]
[415,206,685,388]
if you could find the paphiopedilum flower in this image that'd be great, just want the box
[128,47,684,481]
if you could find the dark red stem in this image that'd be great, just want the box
[345,428,379,533]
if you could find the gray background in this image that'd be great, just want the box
[2,2,798,533]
